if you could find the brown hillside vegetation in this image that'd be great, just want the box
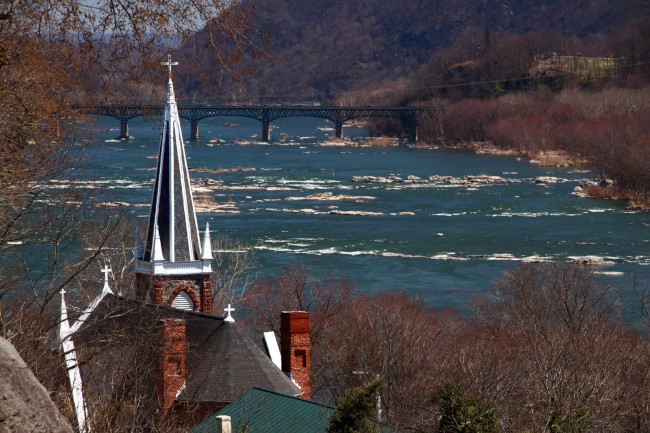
[437,88,650,203]
[183,0,650,101]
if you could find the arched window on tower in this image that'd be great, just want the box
[171,291,194,311]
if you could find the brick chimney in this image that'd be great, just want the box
[280,311,311,399]
[158,318,186,417]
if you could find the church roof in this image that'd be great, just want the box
[192,387,334,433]
[76,294,300,404]
[142,60,201,263]
[192,387,396,433]
[183,319,300,403]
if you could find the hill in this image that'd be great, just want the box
[182,0,650,102]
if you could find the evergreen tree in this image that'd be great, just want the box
[327,380,383,433]
[433,382,498,433]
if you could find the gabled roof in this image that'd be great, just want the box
[142,69,201,263]
[191,387,334,433]
[180,311,301,403]
[75,294,299,404]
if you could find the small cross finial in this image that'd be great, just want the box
[161,54,178,79]
[224,304,235,323]
[101,265,112,287]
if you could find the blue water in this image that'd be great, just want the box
[74,115,650,313]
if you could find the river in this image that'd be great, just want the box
[71,115,650,315]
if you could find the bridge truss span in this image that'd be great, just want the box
[81,105,442,142]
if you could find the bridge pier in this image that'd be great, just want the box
[262,120,270,142]
[119,120,129,140]
[190,121,199,140]
[408,123,418,143]
[401,115,419,143]
[335,120,344,139]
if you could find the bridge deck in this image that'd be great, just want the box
[81,105,442,141]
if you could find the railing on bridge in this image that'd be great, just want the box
[80,105,443,142]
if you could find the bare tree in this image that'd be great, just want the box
[242,265,355,346]
[210,231,255,311]
[314,292,455,430]
[475,263,650,432]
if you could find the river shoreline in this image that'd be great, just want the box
[414,139,650,210]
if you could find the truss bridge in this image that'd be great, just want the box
[81,105,443,142]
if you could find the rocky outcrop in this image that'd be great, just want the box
[351,174,519,187]
[0,337,73,433]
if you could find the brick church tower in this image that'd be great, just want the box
[135,56,213,313]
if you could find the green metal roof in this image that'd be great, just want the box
[192,387,333,433]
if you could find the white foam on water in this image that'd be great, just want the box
[490,212,581,218]
[245,176,272,183]
[430,253,469,261]
[254,245,303,253]
[431,212,468,216]
[338,250,381,256]
[305,247,339,255]
[380,251,428,259]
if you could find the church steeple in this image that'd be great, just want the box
[135,56,213,313]
[143,56,201,263]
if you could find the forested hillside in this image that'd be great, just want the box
[183,0,650,102]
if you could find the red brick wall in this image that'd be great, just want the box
[153,277,164,304]
[202,275,212,314]
[135,273,213,314]
[280,311,311,399]
[158,318,186,418]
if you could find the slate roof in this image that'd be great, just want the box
[76,294,300,405]
[191,387,334,433]
[142,74,201,263]
[180,310,301,403]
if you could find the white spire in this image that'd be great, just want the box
[135,56,208,278]
[59,289,91,433]
[201,222,213,260]
[152,225,165,261]
[59,289,71,342]
[224,304,235,323]
[70,266,113,335]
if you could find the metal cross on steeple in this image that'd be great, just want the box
[101,265,112,287]
[224,304,235,323]
[161,54,178,78]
